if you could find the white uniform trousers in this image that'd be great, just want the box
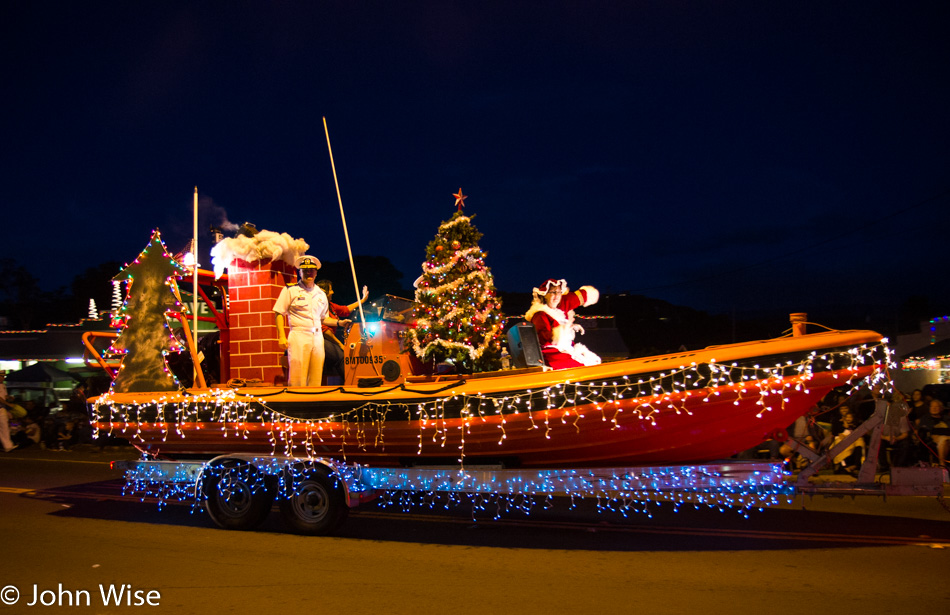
[287,328,325,387]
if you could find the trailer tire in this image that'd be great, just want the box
[202,459,275,531]
[279,468,348,536]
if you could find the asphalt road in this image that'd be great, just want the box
[1,446,949,614]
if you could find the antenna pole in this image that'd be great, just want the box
[323,117,367,335]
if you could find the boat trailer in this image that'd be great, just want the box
[114,456,801,534]
[113,428,948,536]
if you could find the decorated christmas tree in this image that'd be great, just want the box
[407,190,504,372]
[109,229,187,393]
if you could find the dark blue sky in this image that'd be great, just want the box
[3,1,949,320]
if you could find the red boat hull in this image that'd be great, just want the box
[93,329,889,467]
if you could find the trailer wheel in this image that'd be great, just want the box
[279,468,348,535]
[202,459,274,531]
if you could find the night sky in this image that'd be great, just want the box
[3,2,949,322]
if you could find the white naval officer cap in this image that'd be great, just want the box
[295,255,321,270]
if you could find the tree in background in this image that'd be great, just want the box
[318,255,408,302]
[406,190,503,372]
[0,258,59,329]
[0,259,122,328]
[70,261,122,320]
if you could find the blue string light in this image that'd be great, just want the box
[118,456,793,521]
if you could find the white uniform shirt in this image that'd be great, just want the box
[273,283,329,332]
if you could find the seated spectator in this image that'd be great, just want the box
[878,391,914,470]
[831,405,864,476]
[780,414,828,470]
[11,416,41,449]
[56,419,78,451]
[917,399,950,467]
[42,411,62,450]
[829,402,850,439]
[907,388,928,422]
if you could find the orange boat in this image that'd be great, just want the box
[90,270,891,467]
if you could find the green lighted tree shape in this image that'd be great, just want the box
[406,190,503,372]
[110,229,186,393]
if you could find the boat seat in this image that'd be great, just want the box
[507,323,544,369]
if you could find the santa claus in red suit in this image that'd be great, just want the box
[524,279,601,370]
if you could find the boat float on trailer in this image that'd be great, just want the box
[86,228,947,535]
[93,301,946,534]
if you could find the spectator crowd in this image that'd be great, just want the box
[740,383,950,475]
[1,374,114,453]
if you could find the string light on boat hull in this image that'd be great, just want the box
[92,341,893,465]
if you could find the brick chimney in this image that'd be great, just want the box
[225,257,296,384]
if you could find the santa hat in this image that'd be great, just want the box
[533,278,568,297]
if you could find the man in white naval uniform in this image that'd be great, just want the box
[273,255,351,386]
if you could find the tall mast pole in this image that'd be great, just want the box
[323,117,367,334]
[192,186,199,374]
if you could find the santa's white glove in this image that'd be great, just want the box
[572,324,586,335]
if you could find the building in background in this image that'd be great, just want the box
[894,315,950,391]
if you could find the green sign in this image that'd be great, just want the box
[172,291,219,333]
